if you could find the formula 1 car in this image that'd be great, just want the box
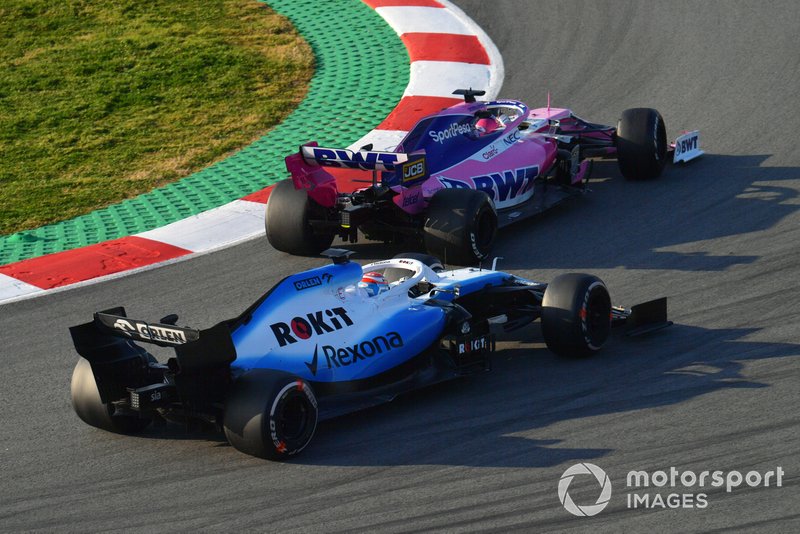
[266,89,702,265]
[69,250,671,460]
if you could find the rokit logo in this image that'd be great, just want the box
[305,332,404,375]
[270,307,354,347]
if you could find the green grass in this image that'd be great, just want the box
[0,0,313,236]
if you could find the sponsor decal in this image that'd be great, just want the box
[458,335,489,354]
[310,147,402,170]
[675,134,698,156]
[305,332,404,375]
[402,190,421,207]
[428,121,473,144]
[482,146,499,160]
[440,166,538,202]
[503,130,521,146]
[293,273,333,291]
[402,159,426,183]
[112,318,188,344]
[270,307,354,347]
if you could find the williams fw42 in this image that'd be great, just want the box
[266,89,702,265]
[69,250,671,460]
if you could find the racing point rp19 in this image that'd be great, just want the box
[265,89,702,265]
[69,250,671,460]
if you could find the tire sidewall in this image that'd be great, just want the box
[424,188,497,265]
[265,379,318,457]
[541,274,612,357]
[616,108,667,180]
[224,371,319,460]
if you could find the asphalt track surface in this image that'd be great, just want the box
[2,1,798,531]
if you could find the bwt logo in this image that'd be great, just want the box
[558,463,612,517]
[676,135,698,155]
[270,307,354,347]
[311,148,400,170]
[441,166,538,202]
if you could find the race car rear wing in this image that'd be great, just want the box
[285,142,429,207]
[299,144,410,172]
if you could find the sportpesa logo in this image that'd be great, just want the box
[558,463,612,517]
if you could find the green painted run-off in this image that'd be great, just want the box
[0,0,409,265]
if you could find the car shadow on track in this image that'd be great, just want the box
[491,154,799,272]
[286,322,798,469]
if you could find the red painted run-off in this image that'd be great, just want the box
[402,33,489,64]
[0,236,191,289]
[378,96,462,130]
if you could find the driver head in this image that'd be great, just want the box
[474,116,502,136]
[359,271,389,296]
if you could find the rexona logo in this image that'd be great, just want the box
[270,307,354,347]
[305,332,404,375]
[112,318,188,344]
[558,463,612,517]
[428,122,472,144]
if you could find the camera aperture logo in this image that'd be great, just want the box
[558,463,612,517]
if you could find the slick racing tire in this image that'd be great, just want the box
[71,357,153,434]
[541,273,612,358]
[266,179,335,255]
[423,189,497,266]
[224,371,318,460]
[615,108,667,180]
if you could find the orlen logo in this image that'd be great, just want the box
[270,307,354,347]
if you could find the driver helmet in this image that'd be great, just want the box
[474,116,503,137]
[359,271,389,296]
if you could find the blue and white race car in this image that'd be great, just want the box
[70,251,670,460]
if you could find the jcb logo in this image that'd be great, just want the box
[402,159,426,183]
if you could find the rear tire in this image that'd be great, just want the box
[616,108,667,180]
[71,357,152,434]
[266,179,335,255]
[423,189,497,266]
[223,371,318,460]
[541,273,612,357]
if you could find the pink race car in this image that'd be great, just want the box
[266,89,702,264]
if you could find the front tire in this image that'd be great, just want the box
[616,108,667,180]
[71,357,152,434]
[224,371,318,460]
[266,179,335,255]
[423,189,497,266]
[541,274,612,357]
